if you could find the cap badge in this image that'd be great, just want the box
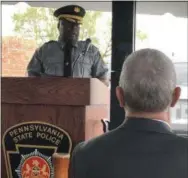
[74,7,80,13]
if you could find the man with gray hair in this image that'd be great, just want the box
[68,48,188,178]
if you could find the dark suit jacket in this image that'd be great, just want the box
[69,118,188,178]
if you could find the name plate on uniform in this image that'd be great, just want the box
[2,121,72,178]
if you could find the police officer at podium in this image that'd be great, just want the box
[27,5,109,86]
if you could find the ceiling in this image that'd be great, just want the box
[2,1,112,11]
[2,1,188,17]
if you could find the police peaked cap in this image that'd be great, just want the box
[54,5,86,24]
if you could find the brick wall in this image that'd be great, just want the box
[2,36,37,76]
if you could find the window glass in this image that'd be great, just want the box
[136,2,188,131]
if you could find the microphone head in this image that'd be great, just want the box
[86,38,91,44]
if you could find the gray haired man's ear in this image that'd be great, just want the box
[116,86,125,108]
[171,86,181,107]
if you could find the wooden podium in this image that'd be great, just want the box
[1,77,109,178]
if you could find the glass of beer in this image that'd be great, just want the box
[52,153,70,178]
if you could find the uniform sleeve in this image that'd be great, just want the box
[27,47,43,76]
[92,49,108,79]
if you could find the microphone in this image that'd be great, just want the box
[83,38,91,56]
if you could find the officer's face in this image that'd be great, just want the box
[58,19,80,43]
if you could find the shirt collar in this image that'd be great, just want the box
[58,39,78,48]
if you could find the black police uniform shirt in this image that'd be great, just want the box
[27,40,108,79]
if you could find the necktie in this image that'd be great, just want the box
[64,43,72,77]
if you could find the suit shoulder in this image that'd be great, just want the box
[174,134,188,143]
[164,133,188,149]
[75,129,119,153]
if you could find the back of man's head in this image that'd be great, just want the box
[118,48,180,113]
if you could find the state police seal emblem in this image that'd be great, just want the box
[16,149,52,178]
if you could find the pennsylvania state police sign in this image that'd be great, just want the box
[2,121,72,178]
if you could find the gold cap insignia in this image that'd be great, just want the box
[74,7,80,13]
